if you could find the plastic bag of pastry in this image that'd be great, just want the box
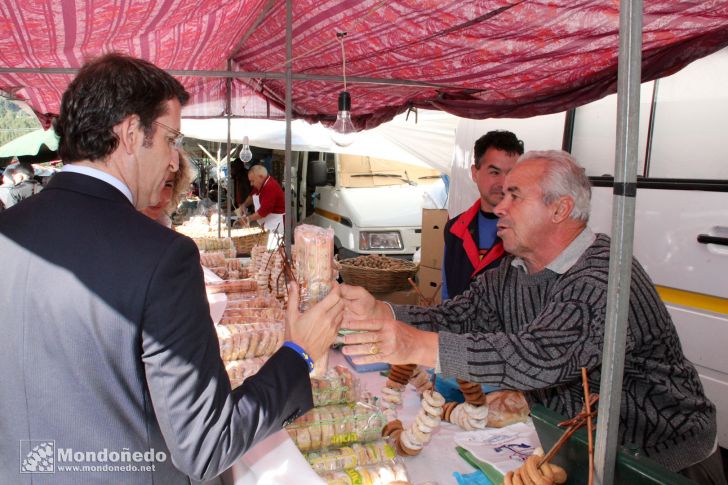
[443,389,529,429]
[216,323,284,361]
[311,365,360,407]
[485,390,530,427]
[293,224,335,312]
[293,224,335,376]
[225,294,280,308]
[286,402,386,453]
[220,307,285,323]
[205,278,258,294]
[319,462,409,485]
[199,251,226,268]
[224,357,266,388]
[305,439,397,473]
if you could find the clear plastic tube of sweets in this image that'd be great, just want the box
[294,224,335,376]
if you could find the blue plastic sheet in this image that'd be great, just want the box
[453,469,494,485]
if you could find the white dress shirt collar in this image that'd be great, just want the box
[511,227,596,275]
[62,164,133,204]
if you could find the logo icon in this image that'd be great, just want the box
[20,440,55,473]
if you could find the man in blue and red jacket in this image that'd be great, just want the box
[442,130,523,300]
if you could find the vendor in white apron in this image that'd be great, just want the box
[239,164,285,249]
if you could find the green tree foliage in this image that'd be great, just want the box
[0,97,42,147]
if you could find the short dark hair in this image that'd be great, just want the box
[55,53,189,163]
[473,130,524,168]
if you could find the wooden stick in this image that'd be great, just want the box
[276,241,296,284]
[539,393,599,468]
[407,277,441,307]
[408,277,426,300]
[582,368,594,485]
[539,421,583,467]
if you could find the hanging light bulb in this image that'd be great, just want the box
[331,91,355,147]
[331,32,356,147]
[240,136,253,168]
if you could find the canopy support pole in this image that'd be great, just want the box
[594,0,642,483]
[0,67,451,90]
[225,58,233,238]
[284,0,293,256]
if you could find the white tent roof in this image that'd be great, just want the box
[181,109,457,172]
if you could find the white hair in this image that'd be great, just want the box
[249,164,268,177]
[517,150,591,222]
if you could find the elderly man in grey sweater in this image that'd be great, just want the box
[341,150,725,483]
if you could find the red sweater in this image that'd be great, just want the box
[252,176,285,217]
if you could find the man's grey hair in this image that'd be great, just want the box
[249,164,268,177]
[517,150,591,222]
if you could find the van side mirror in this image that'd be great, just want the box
[307,159,328,187]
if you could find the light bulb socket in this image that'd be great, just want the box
[337,91,351,112]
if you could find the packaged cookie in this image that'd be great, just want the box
[287,402,386,453]
[311,366,359,406]
[305,440,397,473]
[319,462,409,485]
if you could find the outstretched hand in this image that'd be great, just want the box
[340,318,438,368]
[286,281,344,362]
[340,284,394,322]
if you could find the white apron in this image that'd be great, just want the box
[253,190,284,250]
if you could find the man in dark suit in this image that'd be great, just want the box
[0,53,343,484]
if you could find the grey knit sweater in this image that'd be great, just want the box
[393,234,715,471]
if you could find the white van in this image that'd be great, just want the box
[300,153,442,259]
[451,47,728,447]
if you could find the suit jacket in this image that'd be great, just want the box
[0,172,312,484]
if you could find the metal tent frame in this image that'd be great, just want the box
[0,0,650,480]
[594,0,642,483]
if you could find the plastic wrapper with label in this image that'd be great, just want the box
[319,462,409,485]
[286,402,386,453]
[305,439,398,473]
[216,322,284,361]
[294,224,335,376]
[311,366,359,407]
[294,224,335,311]
[191,236,237,258]
[207,257,249,280]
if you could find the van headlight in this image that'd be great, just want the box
[359,231,403,250]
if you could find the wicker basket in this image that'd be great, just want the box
[231,228,267,256]
[339,255,418,293]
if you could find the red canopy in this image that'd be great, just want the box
[1,0,728,129]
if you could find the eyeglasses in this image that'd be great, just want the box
[152,121,184,150]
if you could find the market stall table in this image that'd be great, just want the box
[222,349,498,484]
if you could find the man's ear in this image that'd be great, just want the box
[117,114,142,155]
[553,196,574,223]
[470,164,478,183]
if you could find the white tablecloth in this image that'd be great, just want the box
[328,351,478,485]
[224,349,484,485]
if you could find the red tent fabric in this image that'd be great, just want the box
[1,0,728,129]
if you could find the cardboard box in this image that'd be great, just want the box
[420,208,449,269]
[417,265,442,305]
[372,288,419,306]
[338,154,441,188]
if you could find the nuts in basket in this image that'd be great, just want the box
[339,256,418,293]
[341,255,415,271]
